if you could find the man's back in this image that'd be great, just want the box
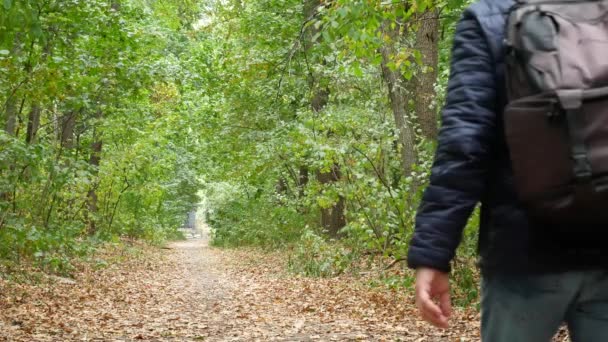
[408,0,608,276]
[408,0,608,339]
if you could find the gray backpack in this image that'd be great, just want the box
[503,0,608,226]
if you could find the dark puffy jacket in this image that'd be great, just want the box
[407,0,608,275]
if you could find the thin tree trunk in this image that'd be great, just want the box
[304,0,346,237]
[298,166,309,198]
[26,41,51,145]
[313,85,346,236]
[3,33,21,136]
[108,179,130,231]
[413,10,440,141]
[1,90,18,205]
[312,87,346,236]
[4,97,17,136]
[275,175,291,204]
[310,83,345,236]
[380,22,417,174]
[60,111,76,149]
[86,111,103,235]
[25,105,41,144]
[276,176,288,194]
[316,165,346,237]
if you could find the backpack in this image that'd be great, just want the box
[503,0,608,226]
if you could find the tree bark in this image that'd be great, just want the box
[298,166,309,198]
[1,95,18,205]
[276,176,289,195]
[4,97,17,136]
[86,111,103,235]
[304,0,346,237]
[413,10,440,141]
[3,33,21,137]
[60,111,77,149]
[25,105,41,144]
[26,41,52,145]
[312,87,346,236]
[316,165,346,237]
[380,23,417,175]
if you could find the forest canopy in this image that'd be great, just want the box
[0,0,477,302]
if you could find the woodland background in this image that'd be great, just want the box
[0,0,479,305]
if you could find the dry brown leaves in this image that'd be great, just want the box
[212,248,481,342]
[0,238,482,341]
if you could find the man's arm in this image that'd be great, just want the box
[407,9,498,327]
[408,9,497,273]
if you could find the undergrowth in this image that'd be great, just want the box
[0,236,159,281]
[205,180,482,309]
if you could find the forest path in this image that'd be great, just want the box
[0,230,480,341]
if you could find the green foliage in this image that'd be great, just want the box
[198,0,479,307]
[452,207,481,307]
[2,0,482,308]
[0,0,206,270]
[206,182,309,248]
[287,229,354,278]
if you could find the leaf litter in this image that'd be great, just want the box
[0,237,567,341]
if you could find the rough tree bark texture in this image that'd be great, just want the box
[380,22,417,175]
[25,105,41,144]
[413,10,439,141]
[59,111,77,149]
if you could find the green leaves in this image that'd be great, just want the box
[0,0,473,284]
[194,0,473,270]
[0,0,208,266]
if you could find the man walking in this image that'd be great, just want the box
[407,0,608,340]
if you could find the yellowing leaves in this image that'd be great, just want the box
[150,82,180,105]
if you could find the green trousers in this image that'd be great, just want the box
[481,270,608,342]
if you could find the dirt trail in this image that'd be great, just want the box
[0,230,480,341]
[160,235,465,341]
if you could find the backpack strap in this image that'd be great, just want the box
[557,89,592,181]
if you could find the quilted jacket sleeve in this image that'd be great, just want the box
[407,9,498,273]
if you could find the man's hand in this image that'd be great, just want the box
[415,267,452,329]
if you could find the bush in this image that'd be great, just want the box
[287,229,355,277]
[206,183,308,248]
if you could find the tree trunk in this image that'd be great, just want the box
[4,97,17,136]
[25,105,41,144]
[276,176,288,194]
[298,166,309,198]
[413,10,440,141]
[1,96,18,205]
[86,111,103,235]
[60,111,77,149]
[3,34,21,137]
[304,0,346,237]
[380,23,417,175]
[316,165,346,237]
[310,81,345,236]
[86,140,103,235]
[26,41,51,145]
